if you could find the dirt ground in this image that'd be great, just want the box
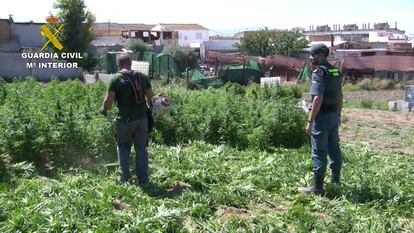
[343,90,405,103]
[215,206,249,223]
[340,108,414,156]
[303,90,405,103]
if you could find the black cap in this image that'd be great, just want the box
[310,43,329,55]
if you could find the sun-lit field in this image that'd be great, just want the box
[1,78,414,232]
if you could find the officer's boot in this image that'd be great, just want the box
[330,170,340,184]
[298,175,324,195]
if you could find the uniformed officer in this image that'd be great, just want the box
[298,44,343,194]
[101,54,153,185]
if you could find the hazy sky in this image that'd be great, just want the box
[1,0,413,35]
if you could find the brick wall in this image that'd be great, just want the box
[0,20,10,40]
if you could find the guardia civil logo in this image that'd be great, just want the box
[40,16,64,51]
[22,16,81,69]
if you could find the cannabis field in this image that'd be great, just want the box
[1,78,414,232]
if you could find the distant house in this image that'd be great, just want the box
[0,17,82,80]
[235,30,284,39]
[93,23,157,42]
[0,18,19,52]
[301,22,413,60]
[150,23,209,47]
[0,18,11,40]
[91,22,154,54]
[90,35,127,55]
[12,22,44,48]
[234,31,257,39]
[0,17,44,52]
[144,23,209,57]
[200,39,240,60]
[304,22,407,44]
[93,23,122,36]
[92,22,209,55]
[93,22,209,47]
[120,24,156,43]
[92,23,156,55]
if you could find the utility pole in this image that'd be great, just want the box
[108,20,110,36]
[186,56,189,90]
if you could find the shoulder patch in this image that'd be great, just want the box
[313,68,325,77]
[328,68,341,77]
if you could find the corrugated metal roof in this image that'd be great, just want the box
[94,23,207,35]
[343,55,414,72]
[205,51,246,63]
[93,23,122,31]
[94,23,155,31]
[261,55,305,71]
[120,24,155,31]
[204,40,240,51]
[206,51,305,71]
[13,22,43,25]
[206,51,414,73]
[91,36,127,46]
[152,24,208,31]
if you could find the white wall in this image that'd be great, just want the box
[177,30,209,47]
[0,53,82,81]
[410,35,414,47]
[13,24,44,48]
[369,31,390,42]
[368,31,406,42]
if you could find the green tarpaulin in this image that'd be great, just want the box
[99,53,117,74]
[185,68,224,89]
[143,52,179,78]
[189,69,205,81]
[297,65,311,82]
[219,59,263,85]
[157,53,179,78]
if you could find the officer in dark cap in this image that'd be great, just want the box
[298,43,343,195]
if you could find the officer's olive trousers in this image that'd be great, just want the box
[310,111,342,179]
[115,118,149,184]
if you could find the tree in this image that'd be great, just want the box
[235,28,308,57]
[235,28,276,57]
[125,39,151,61]
[81,51,99,72]
[162,45,198,72]
[273,31,309,57]
[52,0,95,63]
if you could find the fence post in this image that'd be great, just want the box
[167,55,170,82]
[186,56,189,90]
[158,55,161,80]
[243,58,246,85]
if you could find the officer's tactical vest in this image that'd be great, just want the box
[115,71,145,107]
[318,65,342,106]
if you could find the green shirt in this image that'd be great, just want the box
[107,70,151,121]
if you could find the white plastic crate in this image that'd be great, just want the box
[131,61,150,76]
[406,85,414,103]
[260,77,282,87]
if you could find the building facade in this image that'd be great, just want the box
[150,24,209,47]
[304,22,408,44]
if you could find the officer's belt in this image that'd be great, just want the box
[116,102,144,107]
[318,104,338,114]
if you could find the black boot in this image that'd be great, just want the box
[298,175,324,195]
[330,170,340,184]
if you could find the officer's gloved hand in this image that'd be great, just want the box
[99,108,107,117]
